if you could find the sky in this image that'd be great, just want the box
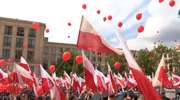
[0,0,179,50]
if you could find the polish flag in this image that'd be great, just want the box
[153,55,173,88]
[15,63,34,89]
[172,74,180,88]
[82,51,97,92]
[33,65,53,97]
[108,64,117,92]
[94,69,106,92]
[51,72,65,100]
[0,59,7,67]
[72,73,80,92]
[19,57,31,72]
[40,65,54,94]
[104,76,114,95]
[114,29,161,100]
[77,16,121,54]
[0,69,9,84]
[114,74,126,89]
[78,77,86,93]
[63,71,71,89]
[124,72,137,88]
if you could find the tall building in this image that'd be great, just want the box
[0,17,45,64]
[0,17,108,69]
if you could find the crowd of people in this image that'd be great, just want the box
[0,87,179,100]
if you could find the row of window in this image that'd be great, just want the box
[4,25,36,37]
[3,36,35,49]
[2,48,34,62]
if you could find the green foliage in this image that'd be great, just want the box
[55,44,180,76]
[55,50,83,77]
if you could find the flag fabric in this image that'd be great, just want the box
[77,16,121,54]
[94,69,106,92]
[15,63,34,89]
[107,64,117,92]
[114,74,126,89]
[113,29,161,100]
[51,72,65,100]
[63,71,71,89]
[124,72,137,89]
[104,76,114,95]
[0,69,10,84]
[72,73,80,92]
[78,77,86,93]
[40,65,54,94]
[19,57,31,72]
[172,74,180,88]
[82,51,97,92]
[153,55,173,88]
[0,59,7,67]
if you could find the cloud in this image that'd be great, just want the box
[126,0,180,50]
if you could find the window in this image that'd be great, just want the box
[3,37,12,47]
[29,28,36,37]
[17,27,24,36]
[4,25,12,35]
[27,50,34,62]
[16,38,24,48]
[2,48,10,59]
[28,39,35,49]
[15,49,22,60]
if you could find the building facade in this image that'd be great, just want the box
[0,17,108,68]
[0,17,45,64]
[43,38,107,68]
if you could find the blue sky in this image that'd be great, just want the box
[0,0,179,50]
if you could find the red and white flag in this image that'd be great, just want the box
[72,73,80,92]
[113,29,161,100]
[108,64,117,92]
[114,74,126,89]
[15,63,34,89]
[82,51,97,92]
[63,71,71,89]
[153,55,173,88]
[33,65,54,97]
[172,74,180,88]
[0,69,9,84]
[19,57,31,72]
[51,71,65,100]
[94,69,106,92]
[77,16,121,54]
[104,75,114,95]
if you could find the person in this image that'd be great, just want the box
[172,88,180,100]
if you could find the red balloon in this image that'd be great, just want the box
[62,51,71,61]
[114,62,121,69]
[45,28,49,33]
[118,21,123,28]
[136,13,142,20]
[67,22,71,26]
[75,55,83,64]
[32,22,40,31]
[49,65,56,74]
[82,4,87,9]
[108,15,112,20]
[169,0,175,7]
[97,10,101,14]
[103,17,107,22]
[138,25,144,33]
[159,0,164,3]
